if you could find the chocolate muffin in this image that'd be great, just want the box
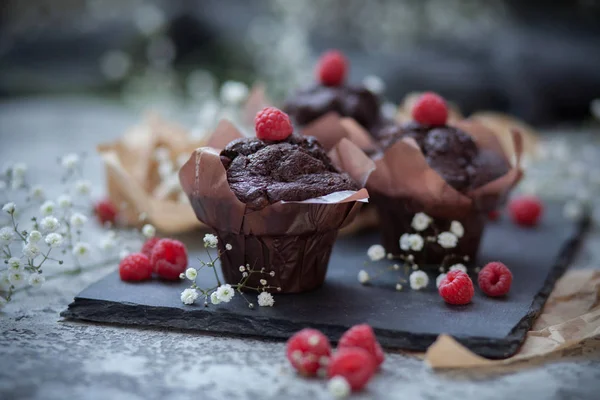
[284,84,382,131]
[367,94,515,268]
[180,106,368,293]
[220,134,359,210]
[377,122,509,192]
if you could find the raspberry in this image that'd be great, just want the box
[94,199,117,226]
[255,107,293,141]
[119,253,152,281]
[488,209,501,221]
[150,239,188,280]
[509,195,543,227]
[316,50,348,87]
[286,328,332,376]
[338,324,385,368]
[141,237,160,258]
[438,270,474,305]
[411,92,448,126]
[327,348,376,392]
[478,261,513,297]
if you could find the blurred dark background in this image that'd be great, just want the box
[1,0,599,126]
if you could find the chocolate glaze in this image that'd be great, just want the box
[283,84,382,130]
[376,122,509,192]
[220,134,359,210]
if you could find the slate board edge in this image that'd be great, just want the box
[61,214,591,360]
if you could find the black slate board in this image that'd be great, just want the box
[62,203,589,359]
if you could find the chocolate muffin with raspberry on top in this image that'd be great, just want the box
[283,50,383,131]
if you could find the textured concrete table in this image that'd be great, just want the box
[1,97,600,400]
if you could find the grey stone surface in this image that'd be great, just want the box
[1,97,600,400]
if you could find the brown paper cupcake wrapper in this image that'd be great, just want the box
[179,121,370,292]
[97,114,205,233]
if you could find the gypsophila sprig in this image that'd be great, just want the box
[367,244,386,262]
[203,233,218,248]
[361,212,470,292]
[179,237,279,308]
[0,152,151,306]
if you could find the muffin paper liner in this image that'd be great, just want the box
[97,114,205,233]
[178,121,370,292]
[299,112,523,261]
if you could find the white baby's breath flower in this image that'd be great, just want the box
[449,264,467,273]
[362,75,385,95]
[328,376,351,399]
[437,232,458,249]
[259,279,267,286]
[0,273,10,291]
[358,270,370,284]
[40,216,60,233]
[2,202,16,214]
[7,257,21,271]
[0,227,14,246]
[44,233,64,248]
[210,291,221,305]
[30,185,45,202]
[409,270,429,290]
[180,288,198,305]
[73,242,91,260]
[203,233,218,248]
[39,201,55,216]
[8,270,27,287]
[396,283,403,291]
[367,244,386,262]
[57,194,72,209]
[225,243,232,251]
[239,265,246,272]
[185,268,198,281]
[399,233,411,251]
[69,213,88,228]
[61,153,80,170]
[436,273,447,288]
[216,284,234,303]
[28,230,42,244]
[28,273,45,288]
[450,221,464,238]
[75,180,92,196]
[220,81,249,105]
[22,243,41,259]
[411,212,432,232]
[257,292,275,307]
[408,234,424,251]
[142,224,156,238]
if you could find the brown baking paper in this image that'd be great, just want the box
[424,269,600,369]
[178,121,371,293]
[97,113,205,233]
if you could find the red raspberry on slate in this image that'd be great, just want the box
[94,199,117,226]
[327,348,376,392]
[255,107,293,141]
[286,328,332,377]
[119,253,152,282]
[141,237,160,258]
[488,209,501,221]
[438,270,474,305]
[509,195,544,227]
[338,324,385,368]
[411,92,449,126]
[150,238,188,280]
[478,262,513,297]
[316,50,348,87]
